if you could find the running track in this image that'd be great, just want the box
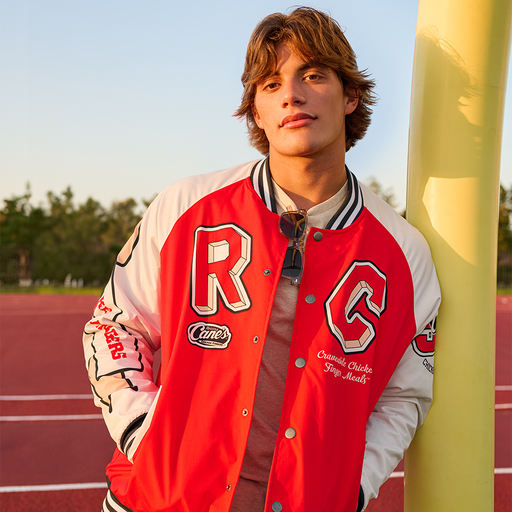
[0,294,510,511]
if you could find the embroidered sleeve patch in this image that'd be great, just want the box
[412,318,436,357]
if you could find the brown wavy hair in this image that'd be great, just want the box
[234,6,377,154]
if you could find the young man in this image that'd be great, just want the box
[84,7,440,512]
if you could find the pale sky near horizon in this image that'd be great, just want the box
[1,0,511,213]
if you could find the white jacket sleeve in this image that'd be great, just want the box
[83,198,165,452]
[360,336,435,510]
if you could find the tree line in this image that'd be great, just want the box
[1,182,511,289]
[498,184,512,287]
[0,186,152,288]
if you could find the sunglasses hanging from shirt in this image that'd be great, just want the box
[279,209,308,286]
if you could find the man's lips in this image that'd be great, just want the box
[280,113,316,128]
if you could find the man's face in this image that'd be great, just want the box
[252,43,358,160]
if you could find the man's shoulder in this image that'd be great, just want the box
[359,182,407,228]
[359,181,432,259]
[143,159,262,230]
[158,159,260,203]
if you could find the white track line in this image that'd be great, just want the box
[3,470,511,492]
[0,394,92,401]
[495,403,512,410]
[0,482,107,493]
[0,414,102,422]
[495,468,512,474]
[389,468,512,478]
[4,389,509,401]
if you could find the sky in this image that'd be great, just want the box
[1,0,511,213]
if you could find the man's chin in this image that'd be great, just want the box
[271,142,321,159]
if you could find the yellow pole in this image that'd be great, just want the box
[405,0,512,511]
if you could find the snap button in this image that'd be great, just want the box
[295,358,306,368]
[272,502,283,512]
[264,269,271,276]
[305,294,316,304]
[226,485,231,491]
[285,428,296,439]
[242,409,249,416]
[253,336,259,343]
[313,232,323,242]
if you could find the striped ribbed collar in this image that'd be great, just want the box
[249,157,364,230]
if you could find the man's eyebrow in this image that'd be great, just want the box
[298,60,327,71]
[263,60,328,79]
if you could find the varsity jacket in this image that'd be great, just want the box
[83,158,441,512]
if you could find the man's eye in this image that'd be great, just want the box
[264,82,279,90]
[305,74,321,82]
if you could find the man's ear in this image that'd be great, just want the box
[344,90,359,115]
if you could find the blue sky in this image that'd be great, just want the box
[1,0,511,212]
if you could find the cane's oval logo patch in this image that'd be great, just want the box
[187,321,232,349]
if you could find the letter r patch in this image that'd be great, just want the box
[191,224,252,315]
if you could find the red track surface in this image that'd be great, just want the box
[0,294,510,511]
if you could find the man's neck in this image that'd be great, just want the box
[268,151,348,211]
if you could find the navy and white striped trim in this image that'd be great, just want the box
[103,479,133,512]
[120,414,146,458]
[250,157,277,213]
[251,158,364,230]
[122,427,139,459]
[325,167,364,230]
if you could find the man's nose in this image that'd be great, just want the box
[281,79,306,107]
